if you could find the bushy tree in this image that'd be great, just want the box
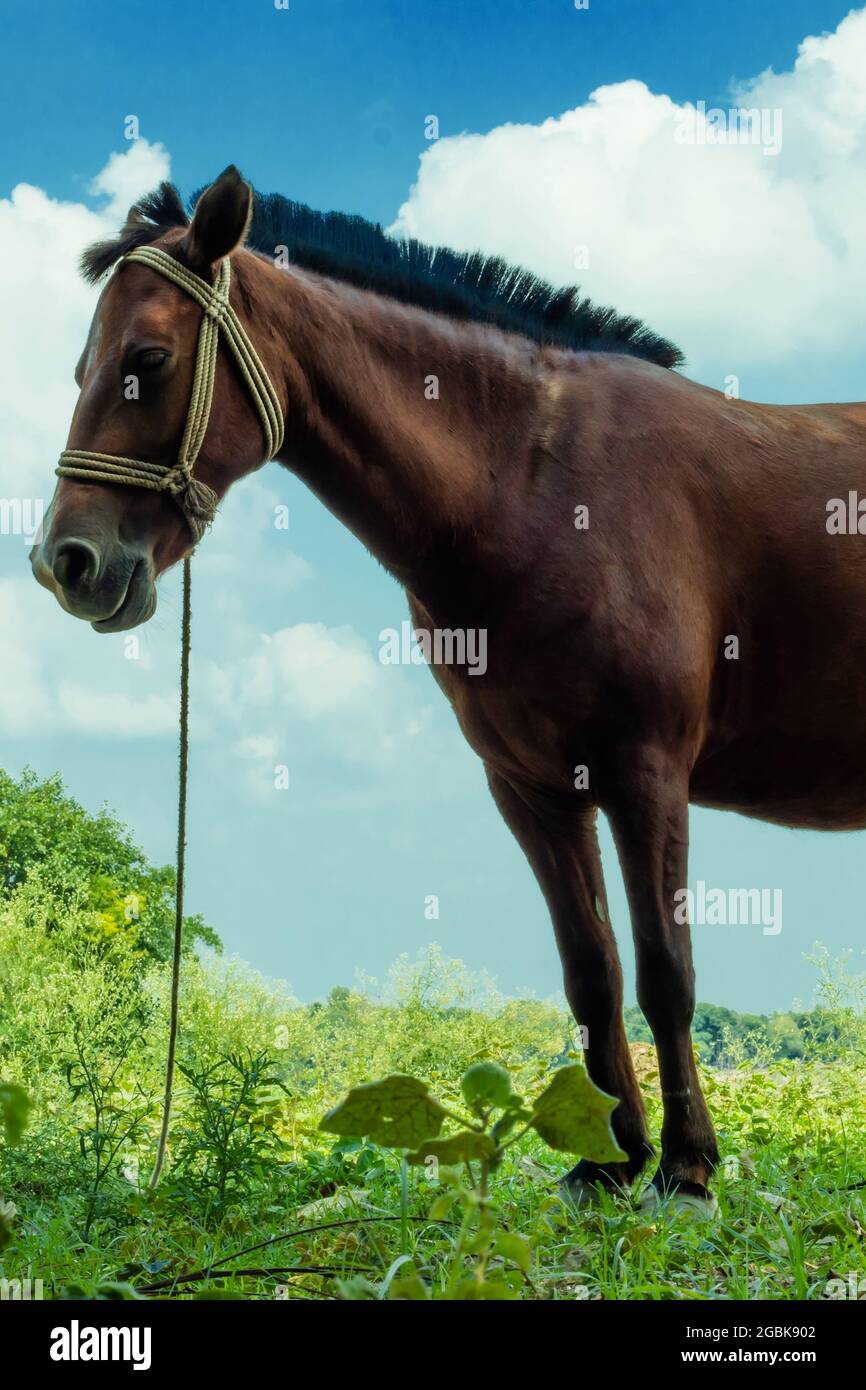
[624,999,816,1065]
[0,767,220,961]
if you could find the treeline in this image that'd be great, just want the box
[624,1002,843,1067]
[0,768,844,1070]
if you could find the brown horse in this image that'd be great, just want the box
[32,166,866,1209]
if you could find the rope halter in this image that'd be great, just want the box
[56,246,285,543]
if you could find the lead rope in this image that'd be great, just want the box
[148,555,192,1188]
[54,249,284,1184]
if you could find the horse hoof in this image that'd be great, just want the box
[559,1178,607,1211]
[637,1184,719,1223]
[559,1173,629,1212]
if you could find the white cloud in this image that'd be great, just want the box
[207,621,432,767]
[0,580,54,734]
[0,143,430,770]
[235,733,279,760]
[88,140,171,220]
[0,141,203,741]
[0,571,430,759]
[193,471,314,615]
[0,139,173,499]
[390,7,866,381]
[0,576,183,738]
[255,624,379,718]
[56,685,177,737]
[15,10,863,762]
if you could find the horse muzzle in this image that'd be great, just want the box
[31,532,157,632]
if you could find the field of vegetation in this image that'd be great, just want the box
[1,769,865,1301]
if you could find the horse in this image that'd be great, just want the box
[31,165,866,1211]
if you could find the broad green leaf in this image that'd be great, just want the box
[0,1083,31,1146]
[492,1232,532,1274]
[389,1266,431,1301]
[92,1282,143,1301]
[465,1226,495,1255]
[621,1223,658,1251]
[448,1276,519,1301]
[806,1212,850,1240]
[491,1105,532,1144]
[530,1064,627,1163]
[336,1275,379,1301]
[297,1189,369,1221]
[406,1130,495,1166]
[57,1282,142,1301]
[461,1062,512,1112]
[429,1190,459,1221]
[319,1074,447,1149]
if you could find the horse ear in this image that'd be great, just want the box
[185,165,253,271]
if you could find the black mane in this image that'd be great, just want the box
[81,182,189,283]
[81,180,683,369]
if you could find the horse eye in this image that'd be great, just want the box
[137,348,170,370]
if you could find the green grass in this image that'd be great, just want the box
[1,879,864,1301]
[5,1054,866,1301]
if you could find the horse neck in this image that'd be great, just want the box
[258,261,539,586]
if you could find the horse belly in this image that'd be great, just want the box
[691,724,866,830]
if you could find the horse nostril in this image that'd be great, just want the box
[52,539,101,592]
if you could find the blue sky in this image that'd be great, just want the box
[2,0,855,221]
[1,0,864,1011]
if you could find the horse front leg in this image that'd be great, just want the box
[604,746,719,1205]
[486,769,654,1193]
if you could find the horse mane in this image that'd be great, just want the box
[81,183,190,283]
[81,180,683,369]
